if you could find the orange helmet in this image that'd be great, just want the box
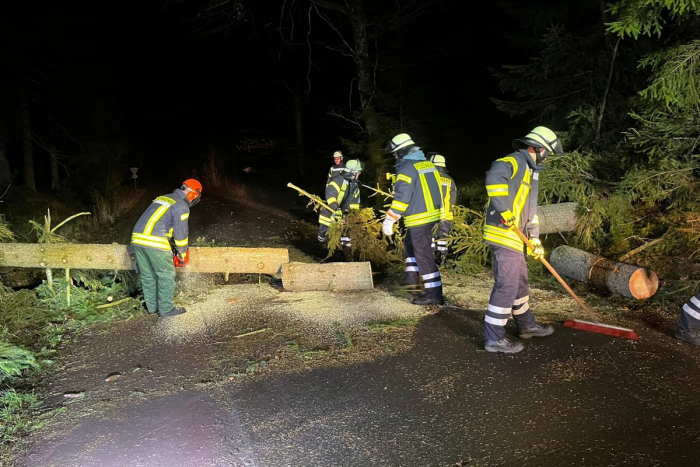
[182,179,202,203]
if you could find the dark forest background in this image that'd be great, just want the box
[1,0,700,271]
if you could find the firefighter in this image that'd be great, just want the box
[327,151,345,180]
[382,134,444,306]
[318,159,363,250]
[428,153,456,266]
[483,127,563,353]
[131,179,202,318]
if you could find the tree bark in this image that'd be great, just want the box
[0,243,289,275]
[549,245,658,299]
[16,64,36,192]
[48,114,60,190]
[537,202,579,234]
[281,261,374,291]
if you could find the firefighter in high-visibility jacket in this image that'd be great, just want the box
[428,153,456,265]
[131,179,202,318]
[382,134,444,306]
[318,159,363,253]
[483,127,563,353]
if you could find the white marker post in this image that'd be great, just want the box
[130,167,139,189]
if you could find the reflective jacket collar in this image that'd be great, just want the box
[519,148,545,171]
[172,189,189,203]
[396,149,426,167]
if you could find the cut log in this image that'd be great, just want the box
[281,261,374,292]
[549,245,658,299]
[537,202,579,234]
[0,243,289,275]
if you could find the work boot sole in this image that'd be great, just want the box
[484,342,524,354]
[158,308,187,318]
[675,330,700,346]
[519,326,555,339]
[411,298,444,306]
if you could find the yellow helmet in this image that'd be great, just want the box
[512,126,563,155]
[333,151,343,159]
[385,133,416,154]
[428,153,446,168]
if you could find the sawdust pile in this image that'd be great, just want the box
[156,282,426,343]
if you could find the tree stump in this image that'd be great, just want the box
[549,245,658,299]
[538,202,578,234]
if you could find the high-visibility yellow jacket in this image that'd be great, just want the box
[388,152,443,228]
[131,190,190,253]
[483,149,542,252]
[437,169,456,222]
[319,174,350,227]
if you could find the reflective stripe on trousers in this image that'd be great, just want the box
[404,222,442,300]
[679,293,700,332]
[485,245,535,342]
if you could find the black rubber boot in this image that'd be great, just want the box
[485,337,524,354]
[158,307,187,318]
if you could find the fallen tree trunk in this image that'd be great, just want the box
[0,243,289,275]
[549,245,658,299]
[281,261,374,292]
[537,202,578,234]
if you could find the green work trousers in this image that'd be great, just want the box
[134,245,176,313]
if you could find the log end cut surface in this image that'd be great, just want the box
[281,262,374,292]
[629,268,659,300]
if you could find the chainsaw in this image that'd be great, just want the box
[172,249,190,268]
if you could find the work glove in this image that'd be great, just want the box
[501,209,516,228]
[331,210,343,221]
[528,237,545,260]
[382,210,401,236]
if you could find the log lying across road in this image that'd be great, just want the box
[549,245,658,300]
[0,243,290,275]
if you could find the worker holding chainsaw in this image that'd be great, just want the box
[327,151,346,181]
[382,134,444,306]
[482,127,563,353]
[131,179,202,318]
[428,153,457,266]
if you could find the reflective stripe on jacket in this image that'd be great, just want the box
[483,149,541,253]
[342,180,361,211]
[389,152,443,228]
[437,171,456,221]
[131,190,190,253]
[327,162,346,180]
[319,175,349,227]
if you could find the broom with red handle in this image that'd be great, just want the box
[511,225,639,340]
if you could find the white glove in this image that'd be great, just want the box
[382,210,401,236]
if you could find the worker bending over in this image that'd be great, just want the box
[428,152,456,265]
[131,179,202,318]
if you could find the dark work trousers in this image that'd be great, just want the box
[485,245,537,342]
[404,222,442,300]
[134,245,176,313]
[679,292,700,331]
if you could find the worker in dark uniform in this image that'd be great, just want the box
[483,127,563,353]
[327,151,345,180]
[131,179,202,318]
[428,153,456,266]
[338,159,362,261]
[318,159,362,245]
[382,134,444,305]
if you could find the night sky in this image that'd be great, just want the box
[0,0,532,191]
